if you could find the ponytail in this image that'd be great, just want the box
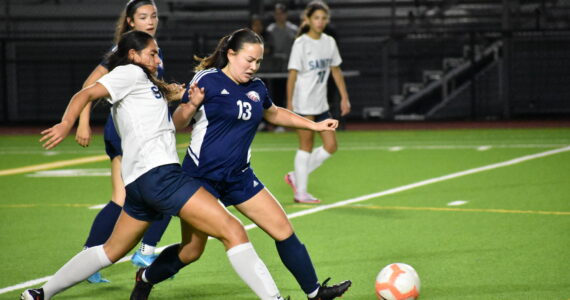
[194,35,231,72]
[195,28,264,72]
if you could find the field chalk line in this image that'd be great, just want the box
[1,145,569,295]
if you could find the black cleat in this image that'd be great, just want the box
[20,288,44,300]
[130,268,154,300]
[309,278,352,300]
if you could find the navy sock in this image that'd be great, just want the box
[145,244,187,284]
[141,215,172,247]
[84,201,122,248]
[276,233,319,294]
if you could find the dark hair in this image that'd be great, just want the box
[114,0,157,44]
[194,28,264,72]
[297,0,330,37]
[107,30,174,101]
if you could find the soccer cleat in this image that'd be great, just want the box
[130,268,154,300]
[294,192,321,204]
[308,278,352,300]
[87,271,110,283]
[20,288,44,300]
[284,171,297,193]
[131,250,158,268]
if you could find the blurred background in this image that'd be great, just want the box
[1,0,569,125]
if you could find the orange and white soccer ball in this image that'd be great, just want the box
[375,263,420,300]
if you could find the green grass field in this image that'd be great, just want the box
[1,127,569,299]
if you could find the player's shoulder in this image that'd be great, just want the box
[320,33,336,43]
[191,68,219,84]
[292,34,309,47]
[113,64,144,75]
[251,77,267,88]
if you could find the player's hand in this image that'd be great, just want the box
[75,122,92,147]
[187,82,205,107]
[340,98,351,116]
[40,121,72,150]
[313,118,338,132]
[168,83,186,100]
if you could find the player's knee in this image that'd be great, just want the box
[220,218,249,248]
[324,143,337,154]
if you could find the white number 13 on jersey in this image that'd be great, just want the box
[236,100,252,120]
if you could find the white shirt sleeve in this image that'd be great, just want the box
[97,65,140,104]
[287,38,304,71]
[330,38,342,67]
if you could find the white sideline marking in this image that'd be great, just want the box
[88,204,107,210]
[1,146,569,295]
[448,200,468,206]
[0,143,568,155]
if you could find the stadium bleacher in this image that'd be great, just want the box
[1,0,569,123]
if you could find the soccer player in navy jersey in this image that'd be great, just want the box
[74,0,173,282]
[22,30,288,300]
[129,28,351,300]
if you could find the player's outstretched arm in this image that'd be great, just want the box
[264,105,338,132]
[75,64,109,147]
[40,83,110,150]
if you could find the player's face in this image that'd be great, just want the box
[131,39,161,74]
[307,9,329,35]
[128,4,159,37]
[227,42,264,84]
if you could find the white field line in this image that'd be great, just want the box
[1,145,569,295]
[0,143,568,155]
[4,144,567,177]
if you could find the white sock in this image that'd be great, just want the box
[308,287,319,298]
[294,149,311,194]
[308,146,332,174]
[43,245,112,299]
[226,242,281,300]
[140,243,155,256]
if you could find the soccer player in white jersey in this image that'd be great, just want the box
[22,30,288,300]
[73,0,172,283]
[285,1,351,203]
[129,28,351,300]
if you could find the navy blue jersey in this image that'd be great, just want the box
[181,68,273,181]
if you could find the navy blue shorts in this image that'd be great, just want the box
[124,164,201,222]
[189,168,265,207]
[298,110,332,122]
[104,114,122,160]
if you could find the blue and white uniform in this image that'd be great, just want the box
[100,47,164,160]
[180,68,273,206]
[288,33,342,117]
[97,64,199,221]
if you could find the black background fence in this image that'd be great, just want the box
[1,0,569,124]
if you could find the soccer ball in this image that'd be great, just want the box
[375,263,420,300]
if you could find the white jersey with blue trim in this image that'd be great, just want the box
[288,33,342,115]
[182,68,273,181]
[97,64,178,185]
